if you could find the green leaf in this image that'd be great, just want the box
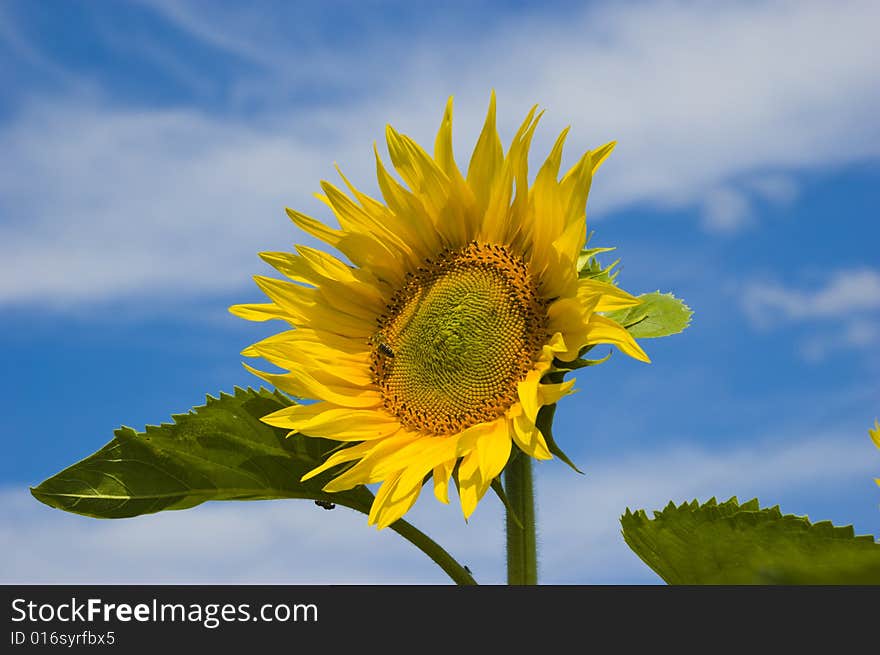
[534,372,583,474]
[621,497,880,584]
[577,234,620,285]
[604,291,692,338]
[535,403,582,474]
[31,387,375,519]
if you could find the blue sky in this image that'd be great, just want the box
[1,0,879,584]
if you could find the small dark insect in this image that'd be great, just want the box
[378,342,395,358]
[314,500,336,510]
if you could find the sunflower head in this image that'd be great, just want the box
[231,94,650,528]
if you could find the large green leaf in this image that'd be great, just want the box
[621,497,880,584]
[604,291,692,338]
[31,387,375,518]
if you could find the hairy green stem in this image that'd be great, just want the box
[504,403,557,585]
[390,516,478,585]
[504,445,538,585]
[332,491,476,585]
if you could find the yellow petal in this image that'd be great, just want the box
[262,404,399,441]
[433,96,464,180]
[264,327,369,356]
[534,127,570,198]
[591,141,617,172]
[552,217,587,268]
[457,448,483,519]
[392,438,462,498]
[539,378,576,405]
[585,314,651,363]
[241,329,297,357]
[243,363,382,409]
[369,472,423,529]
[248,340,372,385]
[388,123,475,248]
[466,91,503,213]
[252,275,374,336]
[516,368,543,422]
[385,125,450,213]
[481,105,541,245]
[373,144,443,255]
[245,337,366,369]
[229,302,289,323]
[433,458,456,504]
[318,431,420,490]
[476,419,512,484]
[284,207,342,247]
[286,207,406,287]
[319,181,414,258]
[547,298,594,361]
[300,439,378,482]
[529,127,570,274]
[334,164,391,217]
[559,150,593,227]
[510,413,553,460]
[577,278,641,312]
[363,433,460,486]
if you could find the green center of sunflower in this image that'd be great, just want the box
[370,242,548,435]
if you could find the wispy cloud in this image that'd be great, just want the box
[702,175,799,233]
[0,3,70,82]
[0,102,335,307]
[1,0,878,306]
[3,433,875,584]
[744,268,880,325]
[742,268,880,325]
[800,320,880,363]
[137,0,277,67]
[741,267,880,360]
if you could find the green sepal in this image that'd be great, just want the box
[621,496,880,584]
[31,387,376,519]
[535,371,584,474]
[552,349,612,374]
[536,402,583,474]
[490,477,523,529]
[577,234,620,284]
[604,291,692,338]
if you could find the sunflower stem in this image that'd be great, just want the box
[504,448,538,585]
[390,518,478,585]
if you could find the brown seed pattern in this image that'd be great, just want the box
[369,242,549,435]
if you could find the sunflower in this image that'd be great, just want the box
[231,94,649,529]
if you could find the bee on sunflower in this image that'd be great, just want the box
[231,94,650,529]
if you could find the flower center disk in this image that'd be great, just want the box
[371,242,548,435]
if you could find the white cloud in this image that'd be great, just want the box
[743,268,880,327]
[701,187,753,233]
[2,0,879,306]
[742,268,880,360]
[800,319,880,363]
[2,434,875,584]
[0,101,336,307]
[749,174,799,206]
[696,173,799,233]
